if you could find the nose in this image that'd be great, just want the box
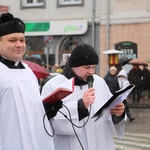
[15,40,23,47]
[88,68,95,75]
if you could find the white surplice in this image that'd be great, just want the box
[0,62,54,150]
[42,74,126,150]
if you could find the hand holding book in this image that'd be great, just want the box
[43,101,63,120]
[42,78,75,119]
[92,84,135,121]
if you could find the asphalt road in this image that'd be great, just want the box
[114,108,150,150]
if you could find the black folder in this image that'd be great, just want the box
[92,84,135,121]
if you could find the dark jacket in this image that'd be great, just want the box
[104,71,120,95]
[128,68,142,88]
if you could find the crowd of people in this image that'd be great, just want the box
[128,64,150,103]
[104,66,135,122]
[104,62,150,104]
[0,13,126,150]
[103,61,150,121]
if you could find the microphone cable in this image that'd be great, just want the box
[58,104,92,150]
[43,109,55,137]
[60,104,91,128]
[43,103,92,150]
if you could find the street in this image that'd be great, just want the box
[114,108,150,150]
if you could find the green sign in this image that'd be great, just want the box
[115,41,137,59]
[122,42,132,46]
[25,22,50,32]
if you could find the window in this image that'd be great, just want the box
[58,0,82,6]
[22,0,44,7]
[59,36,82,65]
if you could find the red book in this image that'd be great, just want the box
[43,77,75,104]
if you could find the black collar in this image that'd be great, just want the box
[0,55,25,69]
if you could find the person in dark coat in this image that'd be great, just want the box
[128,64,143,103]
[104,66,120,95]
[141,66,150,91]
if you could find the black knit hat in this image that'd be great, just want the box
[0,13,25,37]
[69,43,99,67]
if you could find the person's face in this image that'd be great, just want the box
[119,75,126,78]
[133,64,138,69]
[72,65,97,81]
[110,70,117,75]
[0,33,26,62]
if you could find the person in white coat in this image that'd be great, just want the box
[42,43,126,150]
[0,13,54,150]
[118,69,135,122]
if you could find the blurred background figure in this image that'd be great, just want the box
[141,65,150,93]
[104,66,120,95]
[128,64,143,103]
[118,69,135,122]
[45,65,52,72]
[60,61,66,70]
[51,64,59,72]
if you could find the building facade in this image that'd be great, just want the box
[1,0,150,76]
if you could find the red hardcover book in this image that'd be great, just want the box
[43,77,75,104]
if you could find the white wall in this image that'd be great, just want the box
[1,0,150,23]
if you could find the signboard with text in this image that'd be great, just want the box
[115,41,137,59]
[25,20,88,36]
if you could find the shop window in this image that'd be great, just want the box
[58,0,83,6]
[22,0,44,7]
[25,36,45,53]
[59,36,82,65]
[25,36,55,67]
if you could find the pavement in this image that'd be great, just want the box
[114,108,150,150]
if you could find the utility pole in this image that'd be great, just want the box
[44,36,53,67]
[92,0,96,48]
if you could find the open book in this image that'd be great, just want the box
[43,77,75,104]
[92,84,135,121]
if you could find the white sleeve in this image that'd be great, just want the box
[53,100,84,135]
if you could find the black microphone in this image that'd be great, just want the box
[87,76,94,88]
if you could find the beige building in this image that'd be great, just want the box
[1,0,150,76]
[99,0,150,77]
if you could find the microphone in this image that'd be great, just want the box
[87,76,94,88]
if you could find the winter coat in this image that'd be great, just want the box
[118,69,130,89]
[104,71,120,94]
[128,68,142,88]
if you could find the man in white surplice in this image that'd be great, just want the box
[42,43,126,150]
[0,13,54,150]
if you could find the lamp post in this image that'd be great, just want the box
[44,36,53,67]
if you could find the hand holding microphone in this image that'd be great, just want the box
[87,76,94,88]
[82,76,95,108]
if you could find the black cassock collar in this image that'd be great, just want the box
[0,55,25,69]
